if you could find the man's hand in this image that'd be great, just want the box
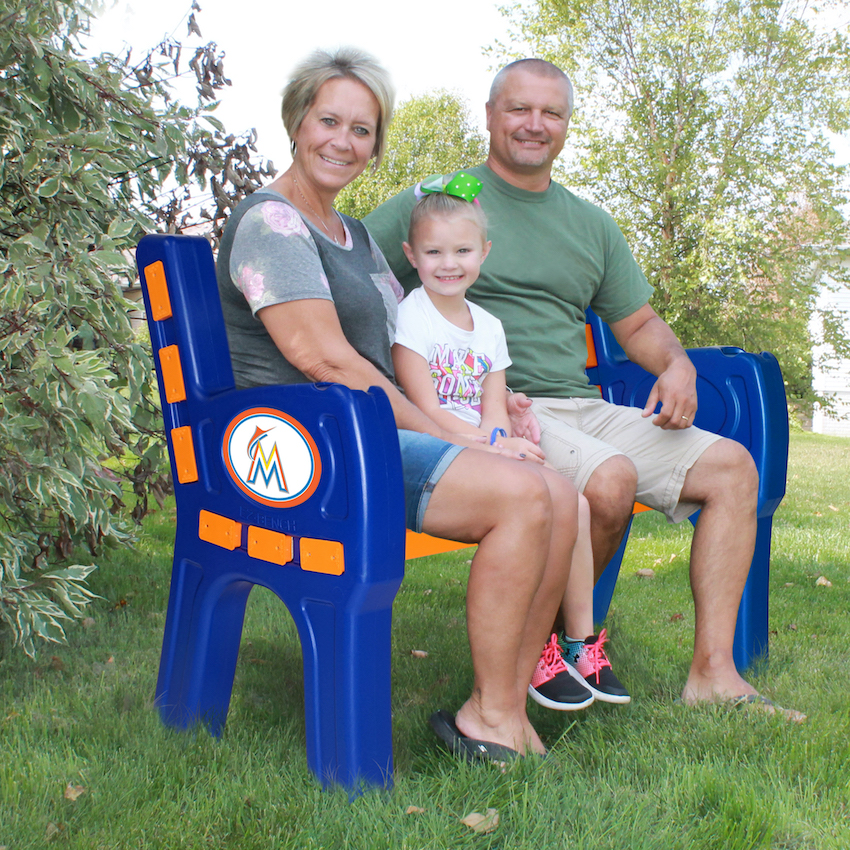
[641,357,698,429]
[506,393,542,444]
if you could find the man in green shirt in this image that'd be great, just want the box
[366,59,802,719]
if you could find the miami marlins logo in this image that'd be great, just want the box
[246,426,288,492]
[223,408,321,507]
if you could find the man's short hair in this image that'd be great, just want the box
[488,58,574,117]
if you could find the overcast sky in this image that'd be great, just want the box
[87,0,515,170]
[87,0,848,174]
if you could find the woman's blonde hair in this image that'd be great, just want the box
[281,47,395,169]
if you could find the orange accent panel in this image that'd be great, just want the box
[198,510,241,550]
[170,426,198,484]
[144,261,173,321]
[632,502,652,514]
[248,526,293,566]
[300,538,345,575]
[159,345,187,403]
[585,324,597,369]
[405,530,475,560]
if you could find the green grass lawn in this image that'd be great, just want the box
[1,433,848,849]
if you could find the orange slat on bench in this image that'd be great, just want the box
[198,510,241,550]
[144,260,173,321]
[170,426,199,484]
[159,344,187,404]
[585,323,597,368]
[404,530,475,560]
[300,538,345,575]
[248,526,294,566]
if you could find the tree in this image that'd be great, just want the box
[0,0,269,655]
[336,90,487,219]
[497,0,850,410]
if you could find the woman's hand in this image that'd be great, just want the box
[490,435,546,463]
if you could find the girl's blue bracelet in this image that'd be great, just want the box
[489,427,507,445]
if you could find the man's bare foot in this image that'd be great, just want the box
[681,676,806,723]
[682,651,757,703]
[680,652,806,722]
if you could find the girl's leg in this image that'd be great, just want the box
[421,450,575,755]
[559,493,631,705]
[560,493,595,640]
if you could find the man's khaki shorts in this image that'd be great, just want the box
[531,397,722,523]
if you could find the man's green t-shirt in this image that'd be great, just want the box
[364,165,654,399]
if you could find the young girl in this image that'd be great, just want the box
[392,172,630,709]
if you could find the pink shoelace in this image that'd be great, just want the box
[582,628,612,683]
[532,633,568,686]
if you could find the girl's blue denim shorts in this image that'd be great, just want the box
[397,429,465,532]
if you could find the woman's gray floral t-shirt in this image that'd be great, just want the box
[216,190,403,389]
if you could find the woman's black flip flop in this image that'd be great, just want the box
[428,710,521,763]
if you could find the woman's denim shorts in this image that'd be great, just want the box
[398,429,465,532]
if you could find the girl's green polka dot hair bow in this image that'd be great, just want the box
[414,171,484,203]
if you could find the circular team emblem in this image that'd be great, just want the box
[223,407,321,508]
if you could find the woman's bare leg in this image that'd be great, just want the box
[421,451,576,755]
[511,468,581,716]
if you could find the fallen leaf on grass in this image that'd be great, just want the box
[461,809,499,834]
[815,576,832,587]
[410,650,428,658]
[828,505,839,512]
[669,613,684,621]
[789,623,797,631]
[45,822,64,841]
[64,783,86,801]
[82,617,96,629]
[405,805,426,815]
[636,568,655,578]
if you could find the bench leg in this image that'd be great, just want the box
[155,556,251,735]
[298,588,396,790]
[592,517,634,625]
[592,511,772,673]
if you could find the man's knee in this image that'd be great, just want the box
[584,454,637,528]
[689,438,759,505]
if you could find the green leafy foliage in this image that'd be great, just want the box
[499,0,850,413]
[0,0,270,655]
[336,90,488,218]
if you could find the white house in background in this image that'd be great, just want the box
[811,251,850,437]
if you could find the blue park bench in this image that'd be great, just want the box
[135,233,788,791]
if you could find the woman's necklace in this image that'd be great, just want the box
[291,174,340,245]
